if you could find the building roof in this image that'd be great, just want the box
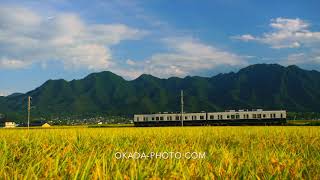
[42,123,51,127]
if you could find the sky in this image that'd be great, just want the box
[0,0,319,95]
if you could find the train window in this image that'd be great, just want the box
[210,115,214,119]
[176,116,180,120]
[227,115,230,119]
[160,117,163,121]
[156,117,159,120]
[231,115,235,119]
[152,117,154,120]
[257,114,261,118]
[253,114,256,118]
[236,115,240,119]
[273,114,276,118]
[280,114,283,118]
[200,116,204,120]
[263,114,266,118]
[185,116,188,120]
[136,117,139,121]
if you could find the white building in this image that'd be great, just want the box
[5,122,16,128]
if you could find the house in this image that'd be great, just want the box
[18,120,52,127]
[29,120,48,126]
[41,123,51,128]
[5,122,16,128]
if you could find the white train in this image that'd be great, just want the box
[134,109,286,126]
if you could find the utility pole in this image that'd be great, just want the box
[27,96,31,130]
[181,90,184,126]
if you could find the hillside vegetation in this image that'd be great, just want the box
[2,64,320,120]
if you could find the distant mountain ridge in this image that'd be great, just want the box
[1,64,320,120]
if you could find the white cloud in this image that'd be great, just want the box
[143,37,247,77]
[281,51,320,65]
[234,17,320,49]
[0,5,248,80]
[270,18,309,32]
[234,34,256,41]
[0,92,8,97]
[126,59,136,66]
[0,6,146,70]
[111,67,143,79]
[0,89,12,96]
[282,53,307,65]
[113,37,248,79]
[0,58,31,69]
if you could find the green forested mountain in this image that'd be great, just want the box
[1,64,320,120]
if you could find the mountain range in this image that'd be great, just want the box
[1,64,320,120]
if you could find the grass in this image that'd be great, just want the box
[0,126,319,179]
[287,120,320,126]
[87,124,134,128]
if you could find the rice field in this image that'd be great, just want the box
[0,126,319,179]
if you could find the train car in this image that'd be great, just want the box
[134,112,207,126]
[206,109,286,125]
[134,109,286,126]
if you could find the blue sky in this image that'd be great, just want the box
[0,0,319,95]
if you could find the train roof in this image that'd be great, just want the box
[135,109,286,116]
